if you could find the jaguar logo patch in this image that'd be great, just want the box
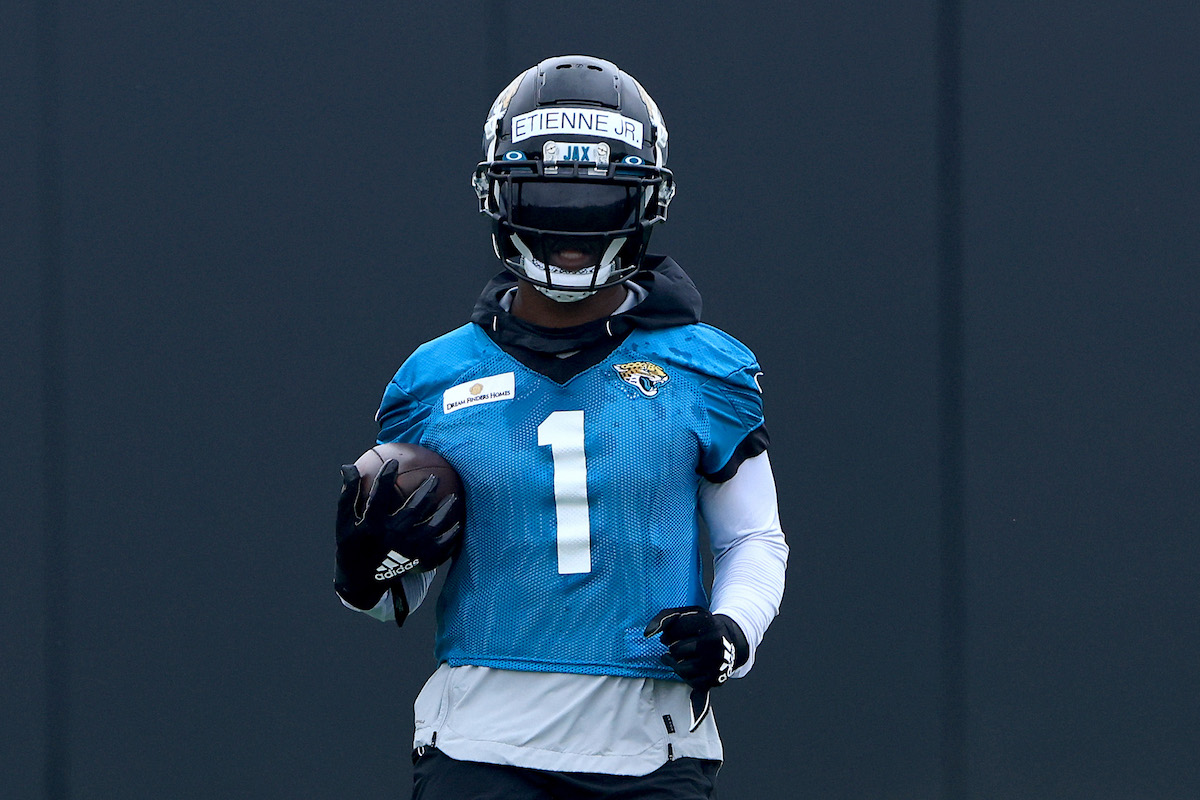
[613,361,669,398]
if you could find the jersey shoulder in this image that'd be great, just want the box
[629,323,766,481]
[634,322,761,384]
[376,323,496,442]
[391,323,496,399]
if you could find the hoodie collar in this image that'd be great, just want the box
[470,256,702,355]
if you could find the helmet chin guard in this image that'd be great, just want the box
[506,236,627,303]
[474,55,674,303]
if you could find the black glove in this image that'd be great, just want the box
[334,459,462,611]
[644,606,749,731]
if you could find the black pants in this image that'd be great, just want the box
[412,748,721,800]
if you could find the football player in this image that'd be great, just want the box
[335,55,788,799]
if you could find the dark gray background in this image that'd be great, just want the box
[3,2,1197,798]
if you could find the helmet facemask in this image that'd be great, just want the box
[483,168,662,301]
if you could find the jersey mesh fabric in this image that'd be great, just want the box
[377,322,763,679]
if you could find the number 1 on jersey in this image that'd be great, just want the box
[537,410,592,574]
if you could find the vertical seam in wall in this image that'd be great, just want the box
[936,1,967,799]
[37,0,68,797]
[487,0,509,87]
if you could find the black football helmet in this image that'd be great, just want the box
[473,55,675,301]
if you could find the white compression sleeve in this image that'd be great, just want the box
[700,451,789,677]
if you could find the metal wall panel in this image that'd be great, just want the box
[3,2,1196,798]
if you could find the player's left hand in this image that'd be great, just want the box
[645,606,750,732]
[644,606,748,690]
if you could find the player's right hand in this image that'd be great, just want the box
[371,459,463,571]
[334,461,462,610]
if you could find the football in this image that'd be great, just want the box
[353,442,464,514]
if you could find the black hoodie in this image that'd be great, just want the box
[469,255,703,384]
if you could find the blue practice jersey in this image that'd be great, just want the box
[376,321,764,680]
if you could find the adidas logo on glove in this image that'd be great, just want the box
[375,550,419,580]
[716,637,736,684]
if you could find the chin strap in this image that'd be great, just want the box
[531,280,599,303]
[508,236,627,304]
[516,254,611,303]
